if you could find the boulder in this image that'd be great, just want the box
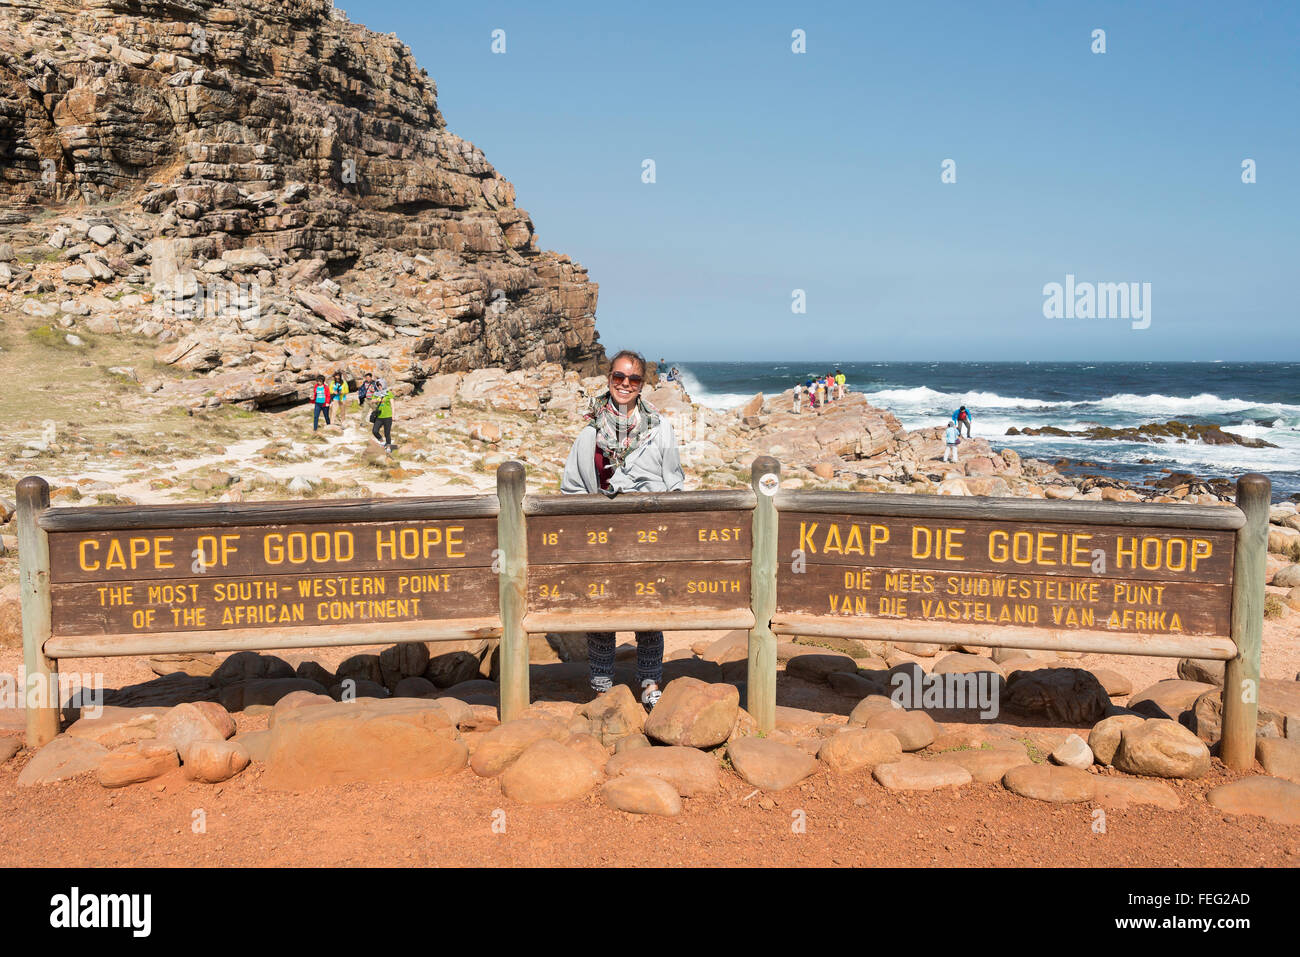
[1255,738,1300,785]
[379,642,431,689]
[1113,719,1211,779]
[211,651,295,685]
[847,695,901,724]
[470,718,571,777]
[97,742,179,788]
[425,651,482,688]
[644,676,739,748]
[1002,763,1096,803]
[1005,668,1110,724]
[605,746,719,796]
[1206,776,1300,826]
[863,708,938,751]
[17,736,108,786]
[1088,714,1146,765]
[727,737,819,791]
[601,775,682,816]
[872,757,972,791]
[499,739,601,805]
[394,676,438,698]
[267,691,334,729]
[263,698,467,789]
[1092,776,1181,810]
[784,652,859,683]
[66,706,165,748]
[939,743,1032,783]
[1190,680,1300,743]
[1128,679,1217,721]
[1176,657,1225,687]
[182,740,251,783]
[565,732,610,769]
[578,685,645,746]
[232,730,271,762]
[817,729,904,773]
[155,701,235,752]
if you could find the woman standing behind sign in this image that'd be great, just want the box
[561,349,685,709]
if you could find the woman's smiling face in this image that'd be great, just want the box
[608,356,644,406]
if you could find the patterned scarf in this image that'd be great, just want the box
[584,390,660,474]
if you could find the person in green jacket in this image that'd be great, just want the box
[371,386,393,452]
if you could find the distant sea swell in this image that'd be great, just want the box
[664,361,1300,500]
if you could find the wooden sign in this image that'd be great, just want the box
[776,512,1236,638]
[46,517,500,637]
[526,511,751,616]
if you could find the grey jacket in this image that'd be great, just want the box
[561,418,685,494]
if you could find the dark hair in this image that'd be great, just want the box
[364,372,373,378]
[315,375,325,382]
[609,350,646,376]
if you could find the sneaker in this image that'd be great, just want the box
[640,679,662,710]
[590,676,613,696]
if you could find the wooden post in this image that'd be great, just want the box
[16,477,59,748]
[496,462,529,721]
[748,457,780,732]
[1221,473,1269,769]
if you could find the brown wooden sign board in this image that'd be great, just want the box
[47,518,499,638]
[777,512,1236,638]
[527,510,750,564]
[528,560,750,615]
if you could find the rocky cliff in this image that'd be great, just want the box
[0,0,604,404]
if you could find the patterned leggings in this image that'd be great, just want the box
[587,631,664,693]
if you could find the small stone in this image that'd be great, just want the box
[1050,733,1094,769]
[155,701,235,753]
[182,739,250,783]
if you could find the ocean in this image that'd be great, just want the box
[663,362,1300,501]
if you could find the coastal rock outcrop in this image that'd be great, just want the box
[0,0,603,405]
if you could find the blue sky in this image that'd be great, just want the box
[345,0,1298,361]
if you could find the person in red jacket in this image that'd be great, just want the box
[311,375,332,430]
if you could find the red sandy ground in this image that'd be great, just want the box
[0,620,1297,868]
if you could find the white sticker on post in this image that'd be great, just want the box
[758,473,779,496]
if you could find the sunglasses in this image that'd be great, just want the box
[609,371,644,386]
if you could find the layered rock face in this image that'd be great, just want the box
[0,0,603,400]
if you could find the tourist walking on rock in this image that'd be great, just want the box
[356,372,376,415]
[835,368,846,400]
[331,370,349,425]
[792,380,804,414]
[561,349,684,709]
[311,375,332,431]
[371,383,394,452]
[952,405,973,438]
[942,420,961,463]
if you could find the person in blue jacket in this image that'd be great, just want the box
[951,405,972,438]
